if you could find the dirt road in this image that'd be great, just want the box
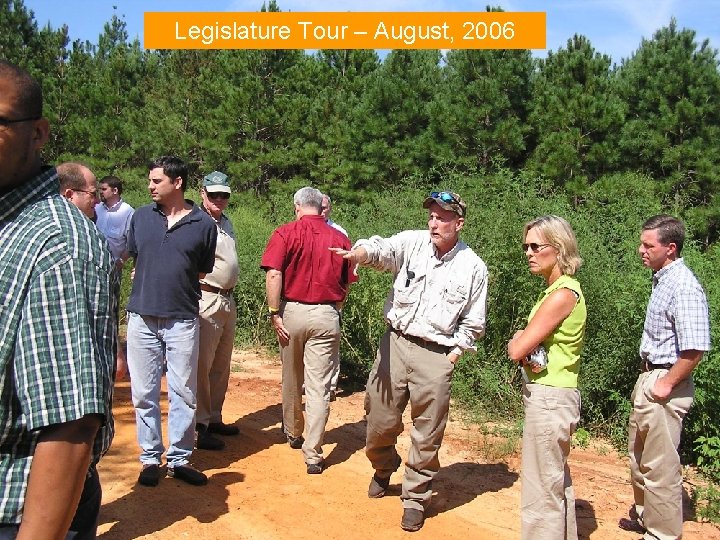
[96,351,719,539]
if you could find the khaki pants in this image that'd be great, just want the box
[280,301,340,465]
[365,329,455,512]
[521,382,580,540]
[197,291,237,427]
[629,369,694,540]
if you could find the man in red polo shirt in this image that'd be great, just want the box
[261,186,355,474]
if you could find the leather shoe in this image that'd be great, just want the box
[197,428,225,451]
[401,508,425,532]
[618,517,646,534]
[368,474,391,498]
[368,453,402,498]
[138,464,160,487]
[167,464,208,486]
[287,434,304,449]
[208,422,240,436]
[306,462,324,474]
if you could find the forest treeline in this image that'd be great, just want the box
[3,0,720,244]
[3,0,720,485]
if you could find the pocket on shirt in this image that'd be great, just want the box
[428,284,467,334]
[392,280,422,308]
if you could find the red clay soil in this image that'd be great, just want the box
[96,351,720,539]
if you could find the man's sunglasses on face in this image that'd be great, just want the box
[207,192,230,200]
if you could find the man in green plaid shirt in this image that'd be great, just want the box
[0,61,115,538]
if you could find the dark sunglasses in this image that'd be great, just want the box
[430,191,459,205]
[522,242,552,253]
[207,192,230,200]
[0,115,41,127]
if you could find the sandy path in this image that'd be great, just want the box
[96,351,720,539]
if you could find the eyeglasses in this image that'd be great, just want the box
[430,191,459,205]
[207,192,230,200]
[0,115,41,128]
[75,189,98,198]
[522,242,552,253]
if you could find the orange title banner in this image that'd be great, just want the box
[144,12,545,50]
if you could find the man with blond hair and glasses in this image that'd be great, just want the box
[332,190,488,532]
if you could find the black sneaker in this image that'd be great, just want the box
[287,434,304,449]
[197,427,225,451]
[208,422,240,436]
[167,464,208,486]
[138,464,160,487]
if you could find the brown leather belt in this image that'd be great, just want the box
[389,326,451,355]
[642,361,673,372]
[200,283,233,296]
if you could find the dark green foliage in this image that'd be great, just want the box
[527,35,625,196]
[435,48,533,173]
[615,19,720,243]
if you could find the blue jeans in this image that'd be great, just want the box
[127,312,199,467]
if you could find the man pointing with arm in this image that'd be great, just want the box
[332,190,488,532]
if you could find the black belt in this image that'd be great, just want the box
[642,361,673,372]
[200,283,233,295]
[389,326,451,354]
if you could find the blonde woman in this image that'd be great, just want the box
[508,215,586,540]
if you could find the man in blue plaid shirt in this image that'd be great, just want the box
[0,61,115,538]
[619,215,711,540]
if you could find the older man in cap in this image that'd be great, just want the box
[195,171,240,451]
[332,191,488,532]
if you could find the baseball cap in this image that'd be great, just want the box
[422,191,466,217]
[203,171,230,193]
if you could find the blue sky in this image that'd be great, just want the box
[26,0,720,64]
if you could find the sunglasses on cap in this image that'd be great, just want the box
[429,191,460,205]
[206,192,230,200]
[522,242,552,253]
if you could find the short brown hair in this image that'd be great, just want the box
[100,175,124,195]
[57,162,92,192]
[642,214,685,254]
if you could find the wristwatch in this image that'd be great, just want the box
[267,307,280,318]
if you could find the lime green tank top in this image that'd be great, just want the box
[525,274,586,388]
